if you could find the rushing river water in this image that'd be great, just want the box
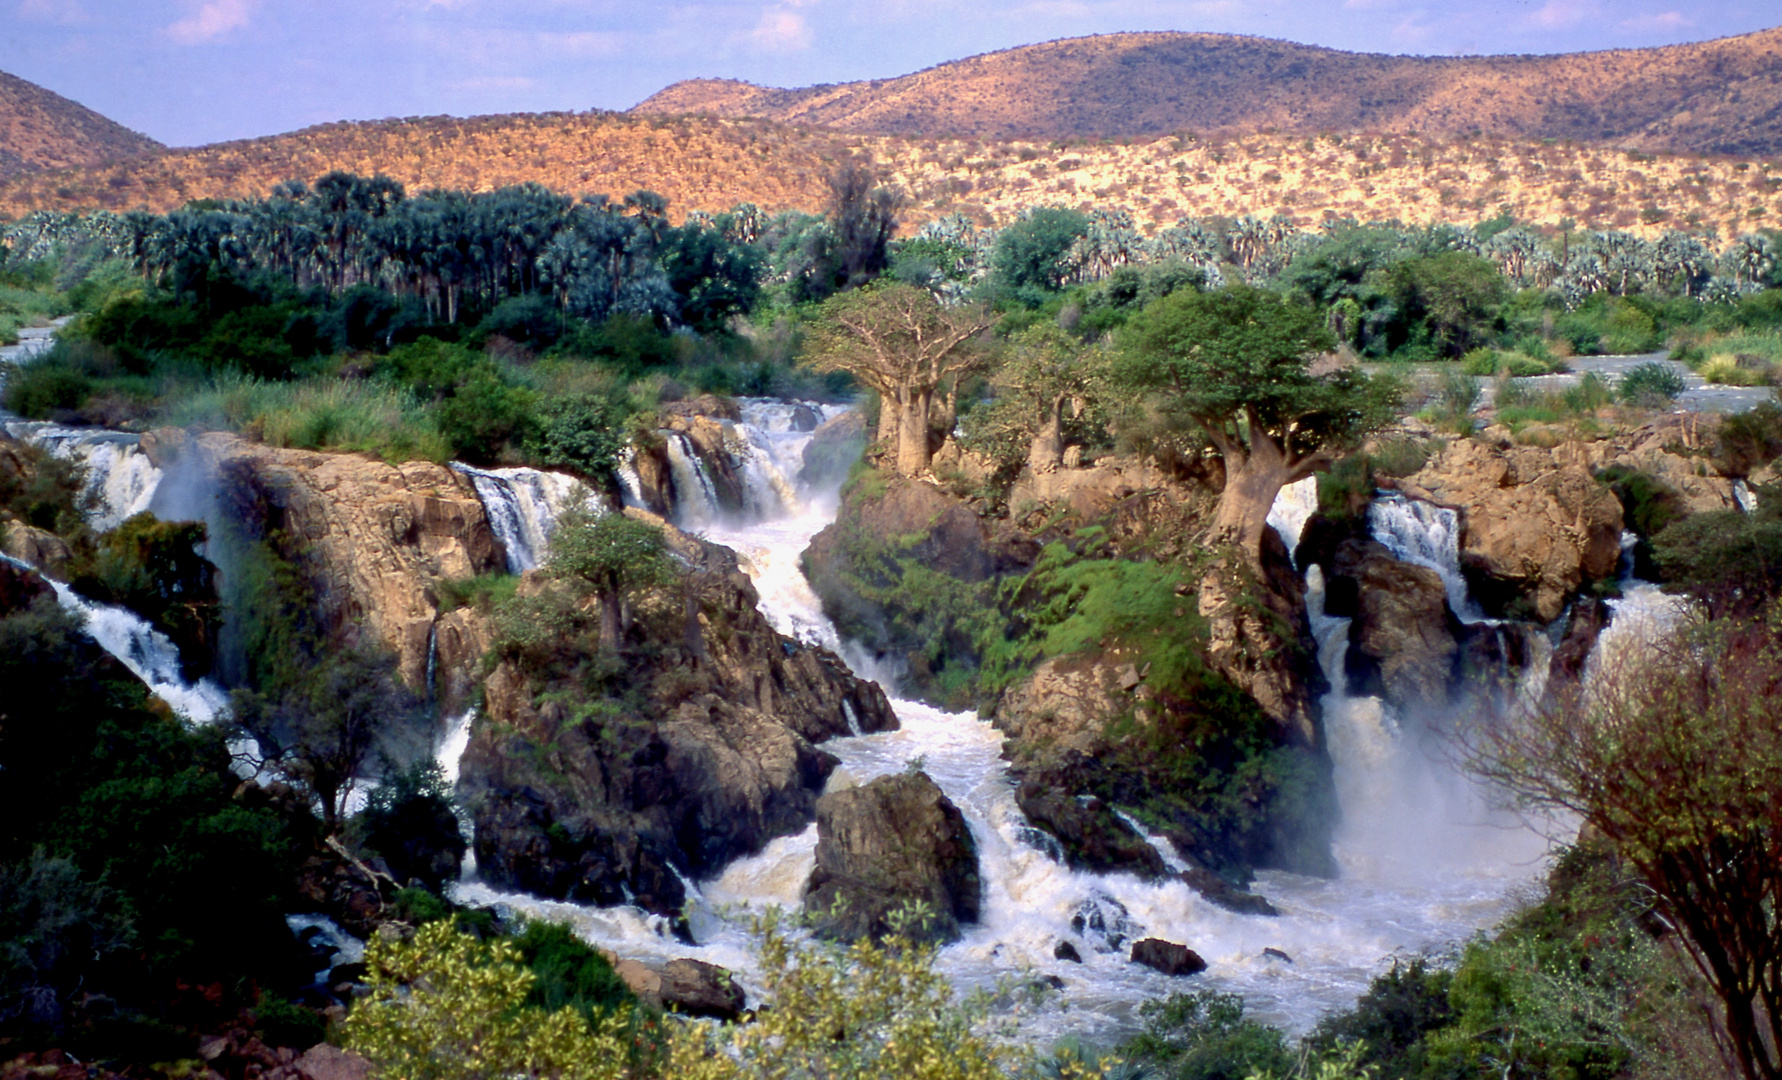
[445,405,1603,1043]
[13,393,1682,1044]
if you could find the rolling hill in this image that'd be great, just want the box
[633,28,1782,157]
[0,69,162,179]
[0,110,1774,244]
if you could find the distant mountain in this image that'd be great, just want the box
[633,28,1782,156]
[0,70,162,179]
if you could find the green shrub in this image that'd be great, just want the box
[1714,401,1782,477]
[1563,371,1614,412]
[1307,959,1453,1079]
[437,572,521,613]
[1616,361,1687,406]
[1121,989,1292,1080]
[512,919,636,1023]
[166,373,452,462]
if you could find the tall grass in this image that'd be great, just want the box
[164,374,453,462]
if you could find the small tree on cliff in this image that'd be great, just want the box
[804,283,992,477]
[1117,284,1400,560]
[973,323,1106,474]
[545,505,677,651]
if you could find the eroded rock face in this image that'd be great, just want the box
[1328,539,1459,712]
[1,518,71,577]
[799,411,867,492]
[464,521,896,920]
[660,958,746,1020]
[1394,438,1624,622]
[805,770,980,944]
[147,430,504,711]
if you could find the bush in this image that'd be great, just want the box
[1121,989,1292,1080]
[1616,361,1687,406]
[511,919,636,1024]
[344,920,635,1080]
[165,374,452,462]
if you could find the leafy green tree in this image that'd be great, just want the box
[344,920,633,1080]
[231,638,428,832]
[1376,251,1508,358]
[664,909,1027,1080]
[976,323,1106,473]
[1116,285,1400,560]
[992,207,1090,302]
[545,506,678,650]
[1121,989,1292,1080]
[804,283,992,476]
[824,158,902,291]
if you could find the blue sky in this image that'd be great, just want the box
[5,0,1778,148]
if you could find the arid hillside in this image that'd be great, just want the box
[0,111,1776,242]
[633,28,1782,157]
[0,69,162,179]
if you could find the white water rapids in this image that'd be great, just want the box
[442,416,1602,1044]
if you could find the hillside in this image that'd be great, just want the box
[633,28,1782,156]
[0,69,162,179]
[0,110,1776,242]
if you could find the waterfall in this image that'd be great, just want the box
[7,422,165,532]
[451,464,595,574]
[1368,494,1480,621]
[3,552,229,725]
[1266,475,1319,566]
[615,448,648,509]
[1734,479,1758,513]
[445,413,1572,1042]
[664,433,720,528]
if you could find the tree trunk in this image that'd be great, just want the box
[1027,395,1066,473]
[597,590,622,652]
[895,386,934,476]
[1212,432,1295,561]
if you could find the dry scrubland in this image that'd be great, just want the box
[635,27,1782,156]
[0,70,161,180]
[0,111,1776,242]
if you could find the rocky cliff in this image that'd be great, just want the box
[462,511,896,922]
[142,429,503,711]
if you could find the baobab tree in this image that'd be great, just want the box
[803,283,991,477]
[1117,284,1400,562]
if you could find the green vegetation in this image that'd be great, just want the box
[0,593,311,1055]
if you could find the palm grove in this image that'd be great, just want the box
[4,158,1782,1079]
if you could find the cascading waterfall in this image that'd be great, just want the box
[1367,494,1480,620]
[2,552,229,725]
[450,464,595,574]
[664,434,720,528]
[1266,475,1320,566]
[6,422,165,532]
[440,412,1629,1043]
[1733,478,1758,513]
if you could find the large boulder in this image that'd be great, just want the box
[660,958,746,1020]
[799,411,868,492]
[1393,438,1624,622]
[1,517,72,578]
[804,770,980,944]
[1130,938,1207,977]
[1328,539,1459,712]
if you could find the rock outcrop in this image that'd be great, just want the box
[464,518,896,921]
[799,411,867,491]
[1130,938,1207,977]
[1392,438,1624,622]
[1326,539,1459,711]
[141,429,505,710]
[804,770,980,944]
[660,958,747,1020]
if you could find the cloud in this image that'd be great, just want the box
[744,7,813,52]
[1521,0,1596,31]
[1619,10,1694,32]
[18,0,87,24]
[166,0,252,44]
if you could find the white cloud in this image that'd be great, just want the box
[745,8,813,52]
[1521,0,1596,31]
[166,0,253,44]
[1619,10,1694,32]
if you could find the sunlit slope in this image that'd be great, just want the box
[635,28,1782,156]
